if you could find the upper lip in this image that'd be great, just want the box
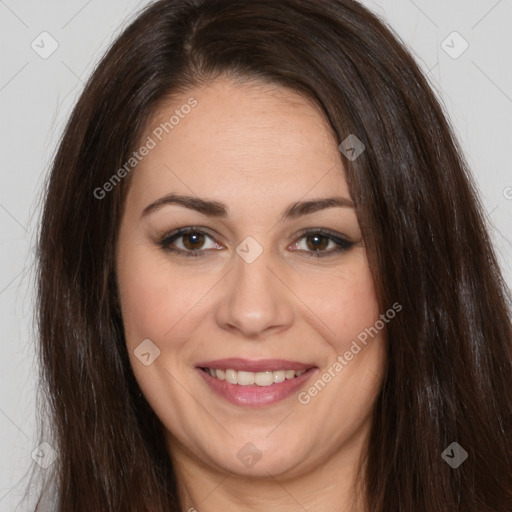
[196,358,316,372]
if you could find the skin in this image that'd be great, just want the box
[115,76,387,512]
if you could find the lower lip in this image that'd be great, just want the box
[197,367,318,407]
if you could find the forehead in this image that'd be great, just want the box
[126,77,349,213]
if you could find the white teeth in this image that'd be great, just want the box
[204,367,309,386]
[225,369,237,384]
[273,370,286,383]
[237,371,255,385]
[254,371,273,386]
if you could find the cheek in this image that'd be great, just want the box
[300,255,380,352]
[116,246,195,349]
[116,249,203,404]
[336,276,379,350]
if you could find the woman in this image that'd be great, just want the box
[27,0,512,510]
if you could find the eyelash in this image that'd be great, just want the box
[157,226,354,258]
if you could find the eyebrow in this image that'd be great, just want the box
[140,193,354,221]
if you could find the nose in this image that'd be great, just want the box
[214,239,295,339]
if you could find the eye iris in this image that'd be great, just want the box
[183,232,205,250]
[306,234,328,251]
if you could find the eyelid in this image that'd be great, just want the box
[290,227,354,256]
[157,226,354,257]
[157,226,221,253]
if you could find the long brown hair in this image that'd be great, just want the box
[25,0,512,510]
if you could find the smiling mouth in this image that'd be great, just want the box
[196,359,319,407]
[199,367,314,386]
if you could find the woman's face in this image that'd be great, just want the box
[115,77,387,480]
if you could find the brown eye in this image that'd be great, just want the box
[181,232,206,250]
[304,234,330,252]
[158,227,354,259]
[290,229,354,257]
[158,227,221,257]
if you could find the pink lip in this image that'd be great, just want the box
[195,358,315,372]
[196,364,318,408]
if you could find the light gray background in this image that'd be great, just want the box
[1,0,511,510]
